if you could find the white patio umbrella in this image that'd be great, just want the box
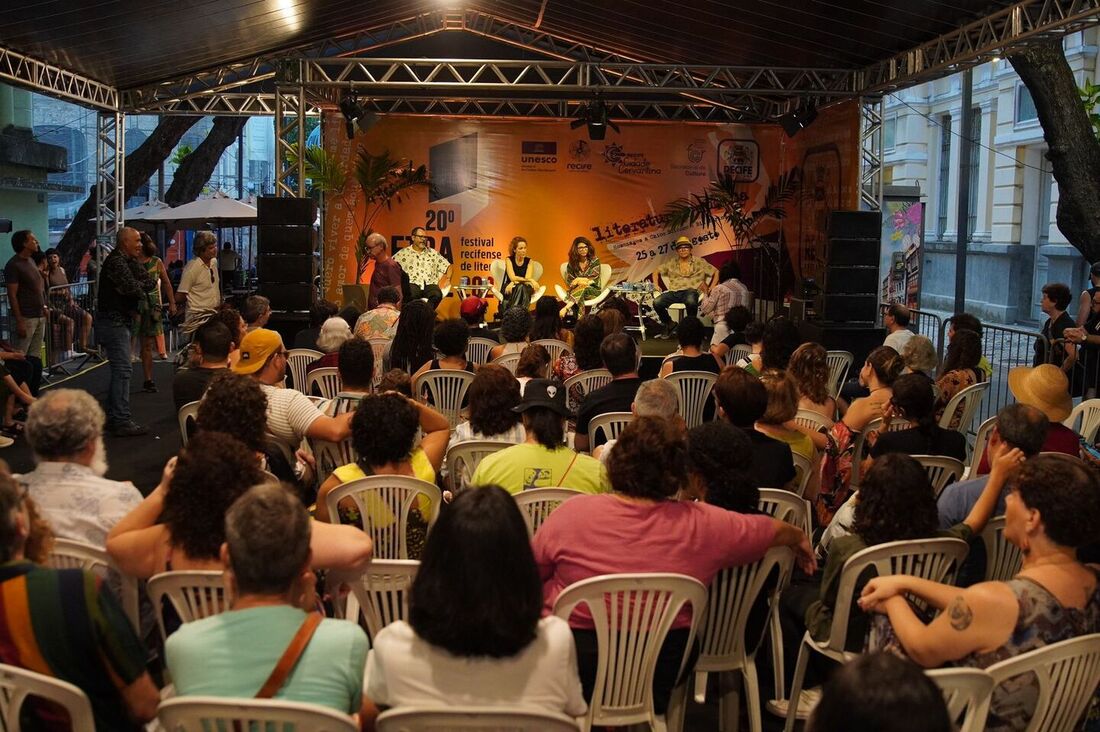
[89,200,171,230]
[143,194,258,229]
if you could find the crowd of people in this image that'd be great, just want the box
[1,227,1100,732]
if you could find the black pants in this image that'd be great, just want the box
[8,357,41,397]
[571,627,695,715]
[409,283,443,309]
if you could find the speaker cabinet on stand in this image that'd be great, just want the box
[256,197,318,326]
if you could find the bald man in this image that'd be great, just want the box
[366,232,404,309]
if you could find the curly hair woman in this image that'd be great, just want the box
[562,236,601,316]
[515,343,550,393]
[488,306,531,362]
[533,415,816,714]
[107,432,373,578]
[386,300,436,374]
[553,314,603,383]
[195,371,268,452]
[687,420,759,513]
[934,328,985,429]
[412,319,474,384]
[453,364,525,444]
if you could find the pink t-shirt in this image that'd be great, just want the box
[532,494,777,629]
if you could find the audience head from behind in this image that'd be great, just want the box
[718,259,742,284]
[761,316,801,371]
[724,304,752,335]
[163,431,266,564]
[377,368,413,397]
[516,379,570,450]
[807,653,951,732]
[888,373,937,432]
[338,305,360,332]
[211,304,245,352]
[688,420,758,513]
[854,454,938,546]
[231,328,286,383]
[196,371,268,452]
[788,342,831,406]
[713,367,768,428]
[353,393,420,471]
[409,486,542,658]
[947,312,983,340]
[600,332,638,377]
[743,320,765,347]
[860,345,904,388]
[337,338,375,393]
[991,403,1048,457]
[459,296,487,327]
[499,306,532,345]
[632,378,681,425]
[433,318,470,359]
[26,389,107,473]
[901,335,938,378]
[1005,453,1100,552]
[531,297,564,341]
[516,343,551,379]
[222,482,311,602]
[317,317,352,354]
[376,285,401,307]
[389,300,436,373]
[572,314,606,371]
[193,319,232,366]
[608,416,688,501]
[467,365,522,438]
[676,316,706,350]
[597,308,625,337]
[309,299,340,329]
[883,303,911,332]
[241,295,271,329]
[940,328,982,378]
[758,369,800,427]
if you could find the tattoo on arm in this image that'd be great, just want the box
[949,595,974,631]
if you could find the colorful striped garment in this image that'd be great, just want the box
[0,561,147,731]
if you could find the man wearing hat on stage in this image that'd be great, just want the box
[651,236,718,339]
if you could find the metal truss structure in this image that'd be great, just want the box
[95,112,124,235]
[0,45,118,111]
[274,76,307,198]
[859,99,885,212]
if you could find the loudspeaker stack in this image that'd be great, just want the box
[256,196,316,313]
[823,211,881,324]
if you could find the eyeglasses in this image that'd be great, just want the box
[209,269,215,284]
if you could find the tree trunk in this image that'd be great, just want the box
[163,116,248,205]
[1009,41,1100,262]
[55,116,199,277]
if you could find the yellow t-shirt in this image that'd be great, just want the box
[331,449,436,527]
[470,443,610,495]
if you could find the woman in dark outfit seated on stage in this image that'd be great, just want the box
[501,236,540,311]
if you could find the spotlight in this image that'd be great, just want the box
[778,104,818,138]
[338,94,376,140]
[570,99,620,141]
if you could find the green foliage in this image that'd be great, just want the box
[663,168,802,248]
[1079,78,1100,140]
[171,144,194,166]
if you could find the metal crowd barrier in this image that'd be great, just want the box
[45,281,99,376]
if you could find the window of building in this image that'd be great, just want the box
[1016,85,1039,125]
[967,108,981,239]
[937,114,952,238]
[884,116,897,151]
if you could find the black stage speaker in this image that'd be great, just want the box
[257,254,314,284]
[257,197,316,312]
[823,211,881,324]
[257,196,316,226]
[266,310,309,345]
[257,225,312,254]
[259,283,314,312]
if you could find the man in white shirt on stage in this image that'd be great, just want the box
[393,227,451,309]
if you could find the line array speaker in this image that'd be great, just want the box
[823,211,881,324]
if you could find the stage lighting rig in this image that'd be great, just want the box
[338,94,378,139]
[570,98,620,141]
[778,104,818,138]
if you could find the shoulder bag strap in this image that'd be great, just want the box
[558,451,581,486]
[255,612,323,699]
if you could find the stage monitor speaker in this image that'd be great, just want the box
[257,196,316,227]
[257,225,313,254]
[825,265,879,294]
[827,210,881,240]
[257,254,315,284]
[259,283,313,312]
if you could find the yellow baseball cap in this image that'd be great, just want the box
[232,328,283,375]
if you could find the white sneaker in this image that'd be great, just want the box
[766,687,822,720]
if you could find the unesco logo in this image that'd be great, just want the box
[520,141,557,164]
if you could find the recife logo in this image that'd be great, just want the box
[717,139,760,182]
[567,139,592,171]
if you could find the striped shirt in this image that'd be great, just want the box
[259,383,324,451]
[0,561,147,731]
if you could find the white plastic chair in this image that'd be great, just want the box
[512,487,585,537]
[563,368,613,411]
[693,546,795,732]
[368,337,389,387]
[825,350,853,397]
[414,369,475,429]
[555,262,615,309]
[926,667,994,732]
[308,434,356,487]
[984,633,1100,732]
[147,570,231,642]
[794,408,833,435]
[0,664,95,732]
[938,381,989,434]
[791,451,814,498]
[466,336,497,365]
[912,454,966,498]
[587,411,632,451]
[158,696,357,732]
[491,352,521,374]
[377,705,579,732]
[333,559,419,639]
[178,399,200,447]
[965,416,997,479]
[1065,397,1100,443]
[849,416,910,488]
[48,538,140,633]
[783,537,970,732]
[305,366,341,399]
[665,370,718,429]
[726,344,753,368]
[445,440,511,493]
[326,475,442,560]
[553,573,707,732]
[532,338,572,365]
[489,259,548,306]
[980,515,1023,582]
[286,348,322,392]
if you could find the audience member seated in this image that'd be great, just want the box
[530,296,573,347]
[870,373,967,463]
[515,343,551,394]
[736,320,765,375]
[167,483,370,719]
[974,363,1079,474]
[819,346,903,526]
[710,304,753,360]
[0,467,159,730]
[597,307,625,337]
[778,451,1008,713]
[713,367,796,490]
[231,329,352,461]
[788,342,836,451]
[574,334,641,453]
[946,312,993,379]
[488,306,531,361]
[377,369,413,396]
[807,653,951,732]
[702,261,751,345]
[934,328,985,429]
[20,389,141,547]
[315,393,450,523]
[107,432,372,578]
[366,487,586,717]
[688,420,759,513]
[757,369,817,492]
[240,294,271,334]
[659,316,722,377]
[385,300,436,374]
[551,313,603,384]
[592,378,682,464]
[194,371,268,457]
[354,285,401,340]
[882,303,914,354]
[860,454,1100,731]
[327,338,375,416]
[210,304,246,369]
[172,319,231,411]
[306,317,352,376]
[412,318,474,385]
[761,316,801,371]
[293,300,338,350]
[471,379,608,494]
[901,334,939,382]
[453,365,526,444]
[533,416,815,714]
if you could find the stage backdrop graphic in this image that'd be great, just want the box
[321,115,808,308]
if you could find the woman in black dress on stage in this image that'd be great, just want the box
[501,236,539,311]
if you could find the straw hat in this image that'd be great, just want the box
[1007,364,1072,422]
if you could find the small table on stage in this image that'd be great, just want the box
[454,284,492,299]
[609,282,657,340]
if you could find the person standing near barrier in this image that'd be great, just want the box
[95,227,157,437]
[217,242,238,293]
[44,248,93,354]
[4,231,47,379]
[175,231,222,338]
